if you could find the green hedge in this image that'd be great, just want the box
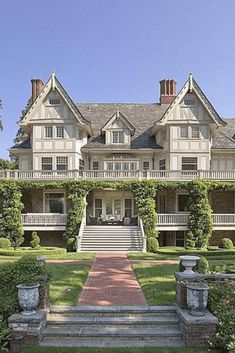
[157,247,235,257]
[0,247,66,257]
[0,255,51,320]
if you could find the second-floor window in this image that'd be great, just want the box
[56,157,68,170]
[182,157,197,170]
[180,126,188,139]
[45,126,53,138]
[42,157,53,170]
[93,161,99,170]
[159,159,166,170]
[143,161,150,170]
[112,131,124,144]
[192,126,200,139]
[56,126,64,138]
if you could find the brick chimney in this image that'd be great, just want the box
[31,79,44,103]
[159,79,177,104]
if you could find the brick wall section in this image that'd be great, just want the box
[210,230,235,246]
[31,190,44,213]
[23,231,66,247]
[210,191,235,213]
[8,310,46,352]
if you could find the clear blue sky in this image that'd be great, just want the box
[1,0,235,159]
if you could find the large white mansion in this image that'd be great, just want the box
[1,73,235,251]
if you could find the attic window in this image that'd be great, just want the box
[184,99,195,106]
[112,131,124,144]
[49,98,60,105]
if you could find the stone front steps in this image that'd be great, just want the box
[80,225,143,252]
[41,306,185,348]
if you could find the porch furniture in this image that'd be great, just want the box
[89,215,98,225]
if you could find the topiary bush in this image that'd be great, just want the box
[30,231,41,249]
[0,238,11,249]
[219,237,234,250]
[194,256,210,273]
[185,239,195,249]
[147,237,159,253]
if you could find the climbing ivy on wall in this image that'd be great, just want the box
[187,180,213,248]
[0,181,24,247]
[1,179,235,251]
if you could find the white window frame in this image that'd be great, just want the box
[49,98,61,105]
[112,130,124,144]
[183,99,195,106]
[182,157,198,170]
[191,126,200,139]
[92,161,99,170]
[143,161,150,170]
[56,126,64,138]
[45,126,53,138]
[180,126,189,139]
[43,190,66,214]
[159,159,166,170]
[41,157,53,170]
[56,156,68,170]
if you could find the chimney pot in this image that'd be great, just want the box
[31,79,44,103]
[159,79,177,104]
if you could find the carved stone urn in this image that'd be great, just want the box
[16,283,40,315]
[186,283,209,316]
[179,255,200,274]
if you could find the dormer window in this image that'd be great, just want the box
[112,131,124,144]
[49,98,60,105]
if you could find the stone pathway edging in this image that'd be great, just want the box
[78,252,147,306]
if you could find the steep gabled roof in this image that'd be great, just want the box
[101,110,135,135]
[19,73,92,134]
[152,74,227,131]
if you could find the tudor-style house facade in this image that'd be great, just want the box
[1,73,235,251]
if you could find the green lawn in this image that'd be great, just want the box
[48,264,90,305]
[22,347,211,353]
[133,264,178,305]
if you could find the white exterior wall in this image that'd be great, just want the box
[211,153,235,170]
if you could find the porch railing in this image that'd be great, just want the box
[76,212,86,252]
[212,214,235,224]
[21,213,67,225]
[158,213,189,225]
[1,169,235,181]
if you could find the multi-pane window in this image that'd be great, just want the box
[143,161,150,170]
[182,157,197,170]
[177,195,189,212]
[192,126,200,139]
[112,131,124,144]
[56,157,68,170]
[176,231,185,247]
[56,126,64,138]
[45,193,65,214]
[125,199,132,217]
[159,159,166,170]
[184,99,195,106]
[42,157,53,170]
[180,126,188,139]
[106,162,137,171]
[45,126,53,138]
[92,161,99,170]
[49,98,60,105]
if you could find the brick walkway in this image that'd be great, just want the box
[78,253,147,306]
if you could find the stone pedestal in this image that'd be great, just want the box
[8,310,46,352]
[175,271,199,309]
[176,306,218,347]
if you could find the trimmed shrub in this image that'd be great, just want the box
[194,256,210,273]
[219,237,234,250]
[0,247,66,257]
[30,231,41,249]
[0,255,50,320]
[0,314,10,352]
[147,237,159,253]
[0,238,11,249]
[208,284,235,351]
[185,239,195,249]
[66,237,76,252]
